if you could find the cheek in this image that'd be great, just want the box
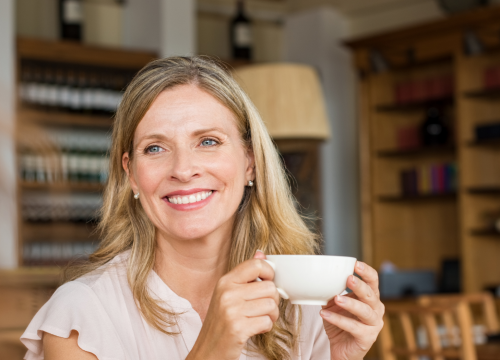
[133,158,164,194]
[207,152,247,190]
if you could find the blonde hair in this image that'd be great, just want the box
[66,56,319,360]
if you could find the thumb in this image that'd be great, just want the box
[253,249,267,260]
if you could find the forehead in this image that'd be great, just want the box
[135,84,239,137]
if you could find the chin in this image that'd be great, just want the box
[166,221,223,241]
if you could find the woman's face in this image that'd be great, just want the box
[123,84,255,242]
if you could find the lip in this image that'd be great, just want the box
[163,189,215,212]
[164,188,213,197]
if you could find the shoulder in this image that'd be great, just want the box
[20,253,131,360]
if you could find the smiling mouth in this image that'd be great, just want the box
[166,191,213,205]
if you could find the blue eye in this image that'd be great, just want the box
[201,138,217,147]
[146,145,163,154]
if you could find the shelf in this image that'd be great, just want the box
[0,267,62,287]
[377,145,456,157]
[375,97,454,112]
[378,192,457,202]
[21,182,104,192]
[470,228,500,237]
[17,37,157,69]
[464,88,500,100]
[22,222,97,242]
[468,137,500,147]
[385,56,453,72]
[467,186,500,195]
[18,108,113,128]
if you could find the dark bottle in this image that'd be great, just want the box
[230,0,253,60]
[420,107,449,146]
[59,0,83,41]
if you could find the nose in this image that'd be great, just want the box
[168,147,200,183]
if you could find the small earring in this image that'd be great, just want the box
[248,180,254,187]
[134,193,140,199]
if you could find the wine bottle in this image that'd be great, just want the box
[230,0,253,60]
[59,0,83,41]
[420,107,449,146]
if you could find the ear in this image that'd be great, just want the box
[122,152,139,194]
[245,146,255,183]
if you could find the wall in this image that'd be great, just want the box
[283,7,359,257]
[0,0,17,268]
[290,0,500,38]
[16,0,123,47]
[197,0,285,62]
[15,0,283,59]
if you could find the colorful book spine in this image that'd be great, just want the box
[400,162,457,196]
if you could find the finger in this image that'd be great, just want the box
[240,280,279,304]
[247,316,274,335]
[348,275,379,309]
[232,258,275,284]
[253,250,267,260]
[243,298,279,322]
[320,309,367,338]
[333,294,378,326]
[354,262,380,297]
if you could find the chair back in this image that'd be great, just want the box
[419,293,500,336]
[380,301,477,360]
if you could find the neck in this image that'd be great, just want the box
[154,220,234,320]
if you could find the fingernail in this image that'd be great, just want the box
[357,262,365,271]
[351,276,357,286]
[336,295,344,304]
[320,310,332,318]
[256,249,264,254]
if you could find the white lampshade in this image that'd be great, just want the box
[234,63,331,139]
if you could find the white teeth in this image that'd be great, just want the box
[168,191,213,205]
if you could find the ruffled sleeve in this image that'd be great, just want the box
[20,281,126,360]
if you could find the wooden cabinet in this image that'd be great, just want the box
[347,5,500,293]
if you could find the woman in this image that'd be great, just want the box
[21,56,384,360]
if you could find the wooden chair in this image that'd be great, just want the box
[380,301,477,360]
[418,293,500,338]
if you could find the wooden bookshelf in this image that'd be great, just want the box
[378,192,457,202]
[470,228,500,237]
[347,4,500,294]
[376,97,454,112]
[377,145,456,157]
[18,108,113,128]
[464,88,500,100]
[15,38,157,269]
[20,181,104,192]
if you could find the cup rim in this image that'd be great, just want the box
[266,255,357,261]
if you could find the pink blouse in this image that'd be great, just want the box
[20,251,330,360]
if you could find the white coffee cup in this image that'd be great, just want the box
[263,255,357,305]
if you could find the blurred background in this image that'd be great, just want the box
[2,0,500,359]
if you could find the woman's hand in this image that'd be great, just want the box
[320,261,384,360]
[187,253,279,360]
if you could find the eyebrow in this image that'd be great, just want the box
[191,127,227,136]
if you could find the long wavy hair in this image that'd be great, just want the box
[66,56,319,360]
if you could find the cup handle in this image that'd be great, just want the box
[258,260,289,300]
